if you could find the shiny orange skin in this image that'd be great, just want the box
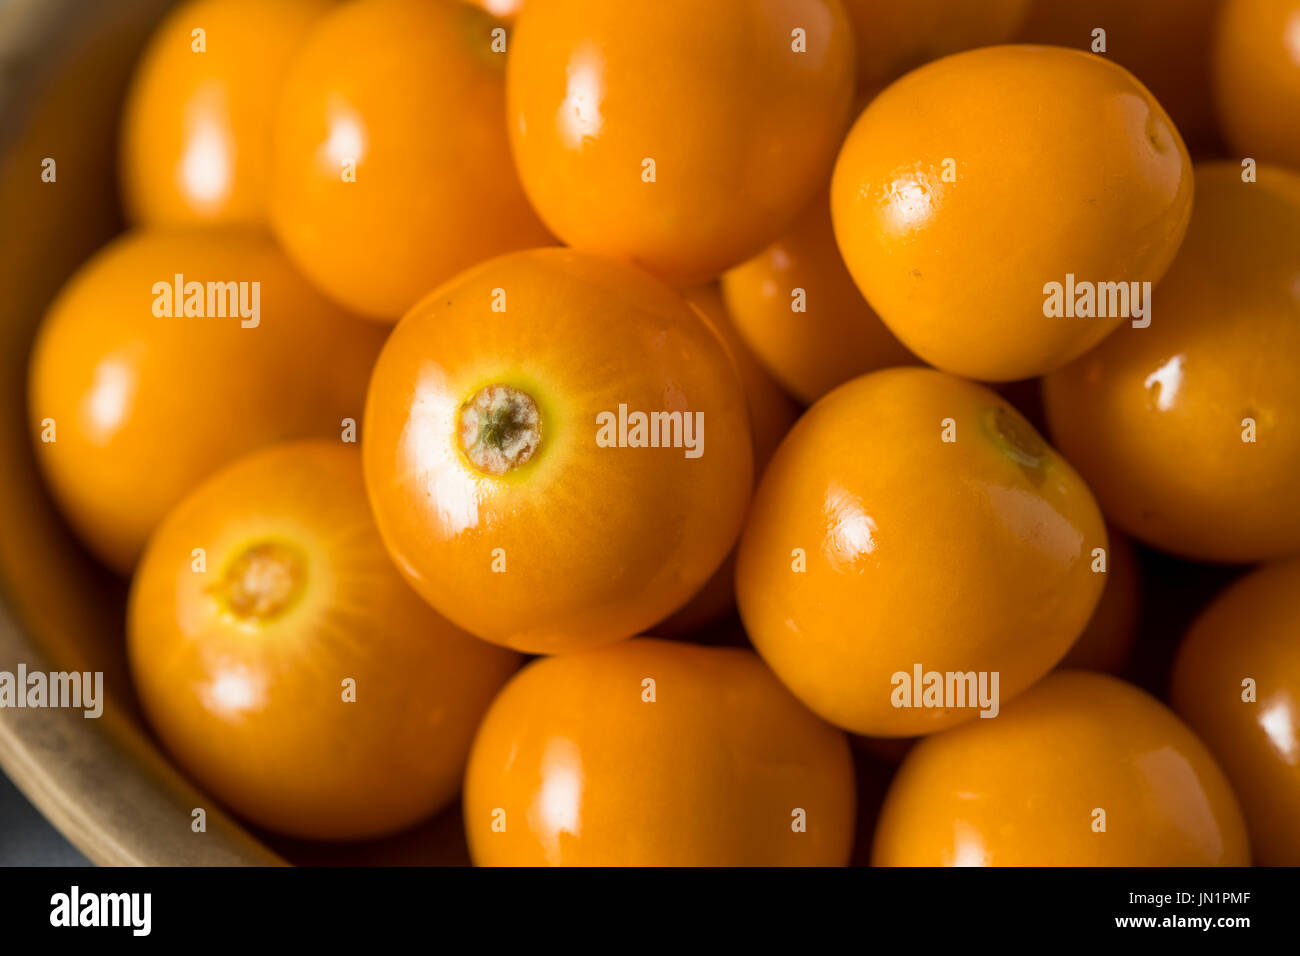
[129,442,520,841]
[843,0,1030,91]
[468,0,524,20]
[873,671,1250,865]
[27,229,384,575]
[464,638,856,865]
[120,0,333,226]
[1214,0,1300,169]
[721,191,915,405]
[270,0,553,320]
[832,45,1194,382]
[736,367,1107,737]
[655,285,800,637]
[1019,0,1224,152]
[363,249,753,654]
[1043,163,1300,563]
[506,0,857,286]
[1058,525,1141,675]
[1171,559,1300,865]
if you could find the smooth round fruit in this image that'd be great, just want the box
[1058,525,1141,675]
[506,0,856,285]
[736,367,1107,737]
[120,0,333,225]
[1019,0,1224,152]
[844,0,1030,92]
[1171,559,1300,865]
[721,191,915,405]
[270,0,553,319]
[1214,0,1300,169]
[28,228,384,575]
[363,249,753,654]
[655,285,800,636]
[1043,162,1300,562]
[831,45,1193,381]
[464,638,856,865]
[873,671,1250,865]
[128,442,520,841]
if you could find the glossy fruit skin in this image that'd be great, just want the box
[128,442,521,841]
[27,228,384,575]
[1019,0,1224,152]
[1043,162,1300,563]
[832,45,1194,382]
[468,0,524,21]
[464,638,856,865]
[736,367,1107,736]
[1171,559,1300,865]
[721,191,915,405]
[506,0,857,286]
[270,0,553,320]
[1058,525,1140,675]
[363,249,753,654]
[843,0,1030,92]
[120,0,333,226]
[1214,0,1300,169]
[655,284,800,636]
[873,671,1250,865]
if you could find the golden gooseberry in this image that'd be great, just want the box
[1213,0,1300,169]
[128,441,520,841]
[27,228,384,575]
[270,0,553,319]
[736,367,1107,737]
[1171,558,1300,865]
[873,670,1250,865]
[120,0,334,225]
[506,0,857,285]
[831,45,1193,381]
[464,638,856,865]
[1042,162,1300,563]
[363,249,753,654]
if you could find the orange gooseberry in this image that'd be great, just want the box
[129,441,520,840]
[720,191,915,405]
[1042,162,1300,563]
[1171,558,1300,865]
[1213,0,1300,169]
[506,0,857,285]
[269,0,553,320]
[736,367,1107,737]
[363,249,753,654]
[27,228,384,575]
[120,0,334,225]
[872,670,1251,865]
[831,45,1193,381]
[463,638,856,865]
